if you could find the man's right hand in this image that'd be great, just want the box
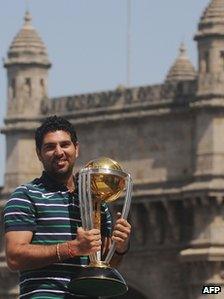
[70,227,102,256]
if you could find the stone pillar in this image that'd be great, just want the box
[193,109,224,182]
[180,196,224,299]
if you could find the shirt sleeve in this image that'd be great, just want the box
[101,203,112,237]
[3,185,37,233]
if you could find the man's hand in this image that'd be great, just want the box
[112,213,131,254]
[70,227,102,256]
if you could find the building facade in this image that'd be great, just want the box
[1,0,224,298]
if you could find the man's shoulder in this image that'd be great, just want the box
[11,176,45,196]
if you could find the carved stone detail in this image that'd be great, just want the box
[45,85,165,115]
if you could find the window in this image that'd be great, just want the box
[204,51,209,73]
[11,78,16,98]
[220,51,224,71]
[40,78,46,97]
[24,78,31,97]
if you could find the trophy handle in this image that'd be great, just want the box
[105,175,133,264]
[79,171,93,230]
[79,169,101,263]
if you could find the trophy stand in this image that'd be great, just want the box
[68,157,132,297]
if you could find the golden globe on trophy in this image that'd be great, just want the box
[68,157,133,297]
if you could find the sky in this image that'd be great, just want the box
[0,0,208,186]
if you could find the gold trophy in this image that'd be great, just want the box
[68,157,132,297]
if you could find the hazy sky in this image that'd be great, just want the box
[0,0,208,185]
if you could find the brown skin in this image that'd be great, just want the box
[5,130,131,271]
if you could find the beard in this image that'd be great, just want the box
[44,158,74,181]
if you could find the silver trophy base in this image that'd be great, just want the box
[68,266,128,297]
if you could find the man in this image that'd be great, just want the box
[4,116,131,299]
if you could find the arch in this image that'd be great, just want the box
[177,82,183,95]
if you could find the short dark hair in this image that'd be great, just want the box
[35,115,78,150]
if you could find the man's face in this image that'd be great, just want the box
[36,130,79,179]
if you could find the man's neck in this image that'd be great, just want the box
[65,175,75,192]
[47,171,75,192]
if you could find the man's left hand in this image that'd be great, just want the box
[112,213,131,254]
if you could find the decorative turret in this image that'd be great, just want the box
[2,11,51,192]
[165,43,196,82]
[4,11,51,117]
[194,0,224,98]
[195,0,224,39]
[5,11,50,67]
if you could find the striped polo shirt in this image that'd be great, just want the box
[4,171,112,299]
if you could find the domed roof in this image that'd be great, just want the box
[195,0,224,39]
[165,43,196,82]
[4,11,51,67]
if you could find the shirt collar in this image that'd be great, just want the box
[40,171,75,192]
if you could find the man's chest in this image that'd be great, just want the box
[31,190,81,244]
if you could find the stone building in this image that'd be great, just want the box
[1,0,224,298]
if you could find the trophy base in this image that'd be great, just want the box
[68,266,128,297]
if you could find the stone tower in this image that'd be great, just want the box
[2,11,51,194]
[0,13,51,297]
[195,0,224,98]
[180,1,224,298]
